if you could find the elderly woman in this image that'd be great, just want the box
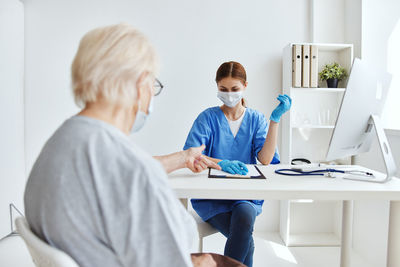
[23,24,242,267]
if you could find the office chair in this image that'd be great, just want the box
[15,217,79,267]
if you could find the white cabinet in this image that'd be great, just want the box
[280,43,353,246]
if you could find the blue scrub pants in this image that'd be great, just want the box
[207,202,257,267]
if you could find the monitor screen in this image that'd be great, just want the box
[326,58,392,161]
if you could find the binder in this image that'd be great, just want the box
[292,45,302,87]
[310,45,319,88]
[302,45,310,87]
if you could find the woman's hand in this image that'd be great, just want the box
[153,145,220,174]
[184,145,221,173]
[191,253,217,267]
[218,160,248,175]
[270,94,292,123]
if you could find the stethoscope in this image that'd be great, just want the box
[275,158,375,178]
[274,168,375,178]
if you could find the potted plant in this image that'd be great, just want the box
[319,62,348,88]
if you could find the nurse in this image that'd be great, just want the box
[183,61,291,267]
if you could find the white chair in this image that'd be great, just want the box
[15,217,79,267]
[190,210,218,252]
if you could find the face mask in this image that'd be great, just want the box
[130,96,154,133]
[217,91,243,108]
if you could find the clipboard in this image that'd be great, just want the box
[208,165,266,179]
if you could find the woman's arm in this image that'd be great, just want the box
[202,155,222,164]
[154,145,221,174]
[258,94,291,165]
[257,121,279,165]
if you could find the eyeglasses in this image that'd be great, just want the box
[154,78,164,96]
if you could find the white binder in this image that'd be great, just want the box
[302,45,310,87]
[292,45,302,87]
[310,45,318,88]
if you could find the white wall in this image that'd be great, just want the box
[0,0,25,237]
[313,0,345,43]
[23,0,311,232]
[344,0,362,58]
[361,0,400,130]
[351,0,400,266]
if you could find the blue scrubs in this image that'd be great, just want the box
[183,107,280,221]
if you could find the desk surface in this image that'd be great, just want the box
[168,165,400,200]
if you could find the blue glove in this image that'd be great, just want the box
[270,94,292,123]
[218,160,249,175]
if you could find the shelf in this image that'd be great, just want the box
[290,87,345,92]
[280,42,351,251]
[287,233,341,247]
[292,125,335,129]
[289,42,353,51]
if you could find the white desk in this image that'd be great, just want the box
[169,164,400,267]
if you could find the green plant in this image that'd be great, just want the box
[319,62,348,81]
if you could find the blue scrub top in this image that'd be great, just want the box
[183,107,280,221]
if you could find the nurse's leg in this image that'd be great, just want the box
[226,202,257,267]
[243,236,255,267]
[206,212,232,238]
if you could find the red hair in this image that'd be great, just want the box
[216,61,247,85]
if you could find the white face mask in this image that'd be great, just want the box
[130,96,154,133]
[217,91,243,108]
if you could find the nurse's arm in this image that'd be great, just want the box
[257,121,279,165]
[153,145,221,174]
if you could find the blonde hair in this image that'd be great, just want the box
[71,23,159,108]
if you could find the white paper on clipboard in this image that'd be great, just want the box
[210,165,261,177]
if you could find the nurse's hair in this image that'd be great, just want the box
[71,23,159,108]
[215,61,247,85]
[215,61,247,106]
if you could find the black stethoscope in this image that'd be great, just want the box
[275,158,375,178]
[275,168,374,178]
[275,168,343,177]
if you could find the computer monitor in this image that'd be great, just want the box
[326,58,397,183]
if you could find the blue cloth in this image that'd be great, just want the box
[207,202,257,267]
[183,107,280,221]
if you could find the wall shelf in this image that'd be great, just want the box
[280,42,353,247]
[290,87,346,92]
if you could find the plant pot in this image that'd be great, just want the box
[326,78,339,88]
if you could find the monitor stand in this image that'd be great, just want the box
[344,115,397,183]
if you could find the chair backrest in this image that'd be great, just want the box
[15,217,79,267]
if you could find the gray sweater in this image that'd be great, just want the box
[24,115,197,267]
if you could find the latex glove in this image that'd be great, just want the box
[270,94,292,123]
[218,160,249,175]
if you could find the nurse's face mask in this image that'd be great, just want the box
[130,78,164,133]
[217,91,243,108]
[217,77,245,108]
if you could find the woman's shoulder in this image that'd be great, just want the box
[245,107,266,120]
[195,106,220,121]
[200,106,220,116]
